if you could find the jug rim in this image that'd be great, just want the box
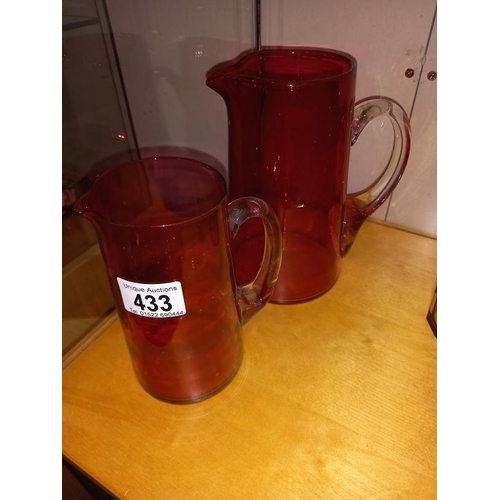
[207,47,357,87]
[74,156,228,229]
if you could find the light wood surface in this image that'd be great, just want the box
[62,221,437,499]
[62,243,115,355]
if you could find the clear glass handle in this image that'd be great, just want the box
[341,97,411,255]
[228,197,282,324]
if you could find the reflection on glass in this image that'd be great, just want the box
[62,0,136,356]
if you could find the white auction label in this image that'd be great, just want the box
[117,278,187,318]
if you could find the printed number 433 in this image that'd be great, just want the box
[134,294,172,312]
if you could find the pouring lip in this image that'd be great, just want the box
[206,47,357,87]
[74,156,229,229]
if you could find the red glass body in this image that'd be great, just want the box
[207,48,411,303]
[74,157,281,403]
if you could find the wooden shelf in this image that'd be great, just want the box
[62,221,437,499]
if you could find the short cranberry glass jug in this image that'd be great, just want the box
[207,48,411,303]
[74,157,282,403]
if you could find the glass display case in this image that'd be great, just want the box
[62,0,137,360]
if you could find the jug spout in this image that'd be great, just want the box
[206,50,266,97]
[206,63,237,99]
[72,160,153,229]
[205,69,226,96]
[73,188,105,227]
[73,196,94,222]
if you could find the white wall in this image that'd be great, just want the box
[105,0,437,237]
[386,12,437,236]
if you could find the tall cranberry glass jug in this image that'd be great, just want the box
[74,157,282,403]
[207,48,411,303]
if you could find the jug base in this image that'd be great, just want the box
[270,280,338,304]
[135,356,243,405]
[269,232,340,304]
